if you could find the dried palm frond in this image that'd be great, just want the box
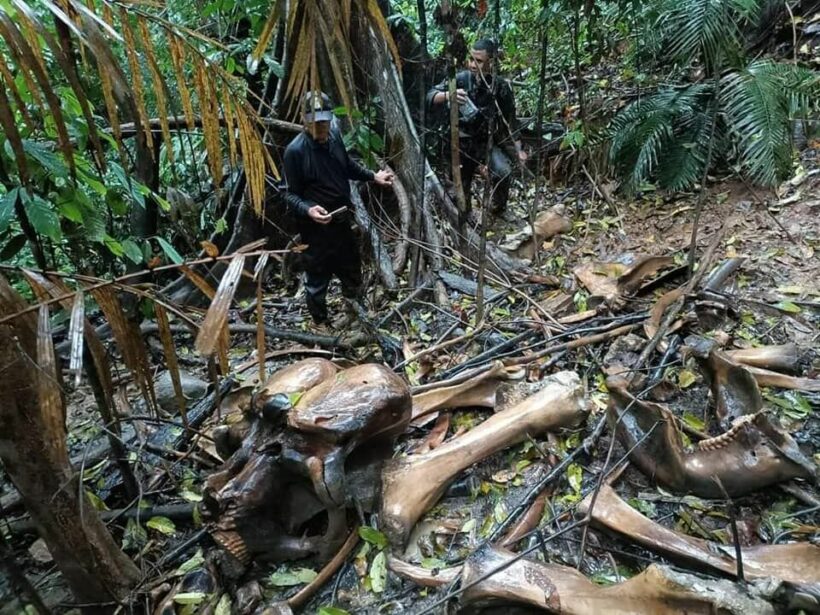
[195,254,246,357]
[89,285,158,414]
[254,253,269,383]
[155,304,188,425]
[13,0,106,172]
[0,0,277,212]
[257,0,401,119]
[22,272,118,418]
[138,17,174,165]
[67,291,85,386]
[37,304,67,455]
[0,10,75,179]
[180,265,217,301]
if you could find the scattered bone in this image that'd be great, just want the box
[686,336,765,428]
[574,254,674,307]
[388,555,461,587]
[500,204,572,258]
[381,371,586,546]
[459,545,775,614]
[410,362,523,425]
[254,357,339,414]
[579,484,820,590]
[607,380,814,498]
[727,344,801,373]
[745,366,820,392]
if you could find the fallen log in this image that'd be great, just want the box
[6,503,197,535]
[55,321,356,357]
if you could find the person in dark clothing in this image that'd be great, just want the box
[283,91,394,326]
[427,39,527,218]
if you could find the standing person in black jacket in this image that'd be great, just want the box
[283,91,394,328]
[427,39,527,219]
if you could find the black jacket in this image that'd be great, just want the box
[282,126,374,224]
[426,70,517,151]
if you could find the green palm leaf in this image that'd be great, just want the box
[662,0,760,69]
[609,85,714,191]
[720,60,817,186]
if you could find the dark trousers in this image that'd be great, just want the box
[461,145,513,214]
[302,223,362,323]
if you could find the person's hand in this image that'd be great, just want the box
[374,169,394,186]
[442,89,469,105]
[478,164,489,178]
[307,205,331,224]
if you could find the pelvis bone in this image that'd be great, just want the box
[410,362,525,425]
[203,359,411,565]
[381,371,586,547]
[607,381,815,497]
[459,545,775,614]
[579,484,820,590]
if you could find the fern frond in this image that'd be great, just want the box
[662,0,760,69]
[609,85,713,191]
[720,61,807,186]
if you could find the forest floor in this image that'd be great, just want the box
[1,144,818,614]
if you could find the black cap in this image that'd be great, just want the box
[303,91,333,122]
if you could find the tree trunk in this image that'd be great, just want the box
[351,8,527,282]
[0,275,140,613]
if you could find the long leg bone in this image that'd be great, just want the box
[381,371,586,546]
[460,545,776,614]
[607,381,815,497]
[578,484,820,588]
[727,344,800,373]
[745,366,820,392]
